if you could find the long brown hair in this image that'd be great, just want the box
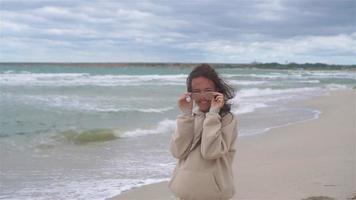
[186,64,235,116]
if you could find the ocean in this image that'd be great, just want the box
[0,64,355,199]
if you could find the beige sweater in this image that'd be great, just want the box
[168,107,238,200]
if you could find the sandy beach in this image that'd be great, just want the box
[108,89,355,200]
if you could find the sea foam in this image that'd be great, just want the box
[0,72,187,86]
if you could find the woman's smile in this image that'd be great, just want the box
[200,99,209,103]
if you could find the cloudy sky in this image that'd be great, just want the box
[0,0,355,64]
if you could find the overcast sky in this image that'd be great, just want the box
[0,0,355,64]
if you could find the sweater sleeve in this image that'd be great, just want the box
[169,113,195,160]
[201,111,238,160]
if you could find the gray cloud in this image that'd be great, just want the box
[0,0,355,64]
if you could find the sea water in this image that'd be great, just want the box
[0,64,355,199]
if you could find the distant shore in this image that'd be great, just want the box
[1,62,355,70]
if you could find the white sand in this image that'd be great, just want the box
[108,89,356,200]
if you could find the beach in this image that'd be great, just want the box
[1,65,355,200]
[109,89,356,200]
[1,0,355,198]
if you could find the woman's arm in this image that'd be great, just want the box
[201,111,238,160]
[169,113,195,160]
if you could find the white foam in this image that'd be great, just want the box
[305,71,356,80]
[1,177,169,200]
[325,84,350,90]
[227,87,325,115]
[224,70,356,81]
[232,102,268,114]
[298,80,320,83]
[0,72,188,86]
[228,80,268,86]
[236,87,321,98]
[3,70,15,74]
[106,178,170,199]
[93,107,175,113]
[2,93,174,114]
[260,109,322,134]
[119,119,176,138]
[243,73,309,80]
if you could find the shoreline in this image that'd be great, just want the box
[108,89,355,200]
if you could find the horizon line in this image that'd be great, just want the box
[0,61,355,66]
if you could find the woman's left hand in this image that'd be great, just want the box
[210,92,224,110]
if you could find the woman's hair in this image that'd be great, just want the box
[186,64,235,116]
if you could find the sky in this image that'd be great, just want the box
[0,0,355,64]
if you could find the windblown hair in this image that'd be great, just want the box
[186,64,235,116]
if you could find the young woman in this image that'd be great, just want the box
[169,64,238,200]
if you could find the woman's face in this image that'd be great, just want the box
[191,77,216,112]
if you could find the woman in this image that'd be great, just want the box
[168,64,238,200]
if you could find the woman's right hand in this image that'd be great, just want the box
[178,92,193,114]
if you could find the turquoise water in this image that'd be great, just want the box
[0,64,355,199]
